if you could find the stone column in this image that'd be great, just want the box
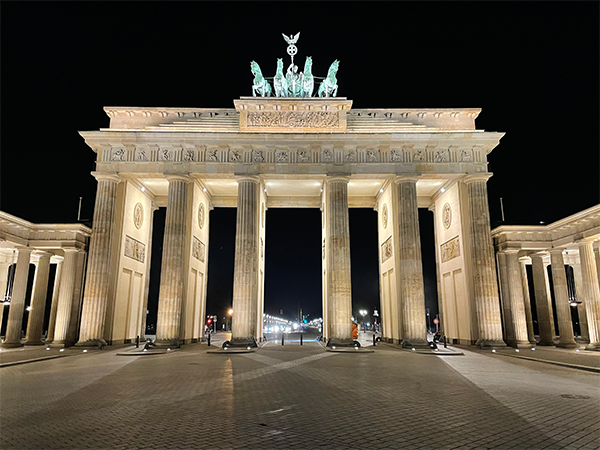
[2,248,32,347]
[0,261,11,335]
[497,252,515,343]
[25,252,52,345]
[155,175,191,347]
[504,251,531,348]
[395,177,427,347]
[544,260,557,340]
[44,259,63,344]
[231,177,260,346]
[76,173,120,347]
[577,240,600,350]
[325,177,353,346]
[50,249,80,347]
[594,247,600,285]
[519,258,537,345]
[531,254,554,345]
[464,175,505,347]
[571,261,589,343]
[549,249,577,348]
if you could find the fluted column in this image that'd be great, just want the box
[44,259,63,344]
[531,255,555,345]
[326,177,353,345]
[76,173,120,346]
[155,175,191,347]
[497,252,515,343]
[231,177,260,345]
[594,247,600,285]
[25,252,52,345]
[2,248,32,347]
[395,177,427,347]
[141,203,159,338]
[51,249,80,347]
[578,241,600,350]
[519,258,537,344]
[464,175,505,347]
[504,251,531,347]
[571,262,589,343]
[549,249,577,348]
[0,261,11,336]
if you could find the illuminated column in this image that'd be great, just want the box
[531,255,556,345]
[464,175,505,347]
[141,203,159,338]
[44,258,63,344]
[504,251,531,347]
[497,252,515,343]
[578,240,600,350]
[519,258,537,345]
[571,261,589,343]
[325,177,353,346]
[0,261,11,335]
[595,247,600,285]
[25,252,52,345]
[2,247,32,347]
[231,177,260,346]
[549,249,577,348]
[395,177,427,347]
[155,175,191,347]
[51,249,80,347]
[76,173,120,347]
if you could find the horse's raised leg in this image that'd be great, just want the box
[333,85,338,97]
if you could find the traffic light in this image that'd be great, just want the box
[207,318,213,325]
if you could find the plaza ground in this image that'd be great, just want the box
[1,334,599,450]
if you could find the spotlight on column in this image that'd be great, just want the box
[379,188,384,193]
[45,347,50,351]
[412,348,416,351]
[83,350,88,353]
[515,349,520,352]
[167,348,171,351]
[203,187,207,192]
[247,347,251,350]
[59,349,64,352]
[492,349,496,353]
[440,188,446,193]
[531,348,536,351]
[141,187,146,192]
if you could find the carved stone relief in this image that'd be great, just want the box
[192,236,206,262]
[184,149,195,162]
[322,238,326,260]
[247,111,340,128]
[442,203,452,229]
[435,149,448,162]
[366,150,379,162]
[389,149,403,162]
[322,149,334,162]
[381,236,393,263]
[133,203,144,229]
[112,148,126,161]
[441,236,460,263]
[276,151,289,163]
[230,149,242,162]
[198,203,205,229]
[297,150,310,162]
[135,148,148,161]
[382,204,388,229]
[260,238,264,260]
[460,149,472,162]
[124,235,145,263]
[413,148,425,162]
[345,150,356,162]
[159,149,172,161]
[253,150,265,162]
[207,149,219,162]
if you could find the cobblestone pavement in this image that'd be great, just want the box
[1,340,598,449]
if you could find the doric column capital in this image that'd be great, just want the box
[325,176,350,184]
[548,247,565,255]
[34,251,53,260]
[463,173,493,184]
[15,246,33,255]
[235,175,260,184]
[164,174,192,183]
[394,176,419,184]
[576,237,600,245]
[92,172,121,183]
[518,256,532,265]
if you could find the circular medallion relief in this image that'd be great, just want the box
[442,203,452,229]
[382,204,388,229]
[133,203,144,229]
[198,203,205,229]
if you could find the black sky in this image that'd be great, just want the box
[2,3,598,325]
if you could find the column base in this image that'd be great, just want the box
[585,343,600,351]
[0,341,24,348]
[577,338,590,344]
[75,339,107,349]
[528,339,537,345]
[475,338,507,349]
[508,340,532,349]
[24,341,45,346]
[537,338,555,346]
[326,337,356,348]
[556,341,578,349]
[401,339,430,349]
[223,337,258,349]
[48,341,75,349]
[153,339,182,349]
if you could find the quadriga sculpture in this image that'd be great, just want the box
[250,61,272,97]
[318,60,339,98]
[301,56,314,98]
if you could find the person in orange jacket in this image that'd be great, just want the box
[352,323,358,340]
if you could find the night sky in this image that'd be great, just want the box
[2,3,598,327]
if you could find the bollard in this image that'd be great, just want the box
[443,335,447,349]
[300,334,303,346]
[282,333,285,346]
[373,334,376,347]
[207,333,211,347]
[136,335,140,349]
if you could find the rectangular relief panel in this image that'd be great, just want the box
[192,236,206,263]
[124,235,146,263]
[441,236,460,263]
[381,236,393,263]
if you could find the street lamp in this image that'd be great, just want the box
[359,309,367,332]
[227,308,233,332]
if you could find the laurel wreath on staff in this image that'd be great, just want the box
[261,32,326,81]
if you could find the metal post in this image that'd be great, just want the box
[281,333,284,346]
[300,334,303,346]
[207,333,211,347]
[500,197,505,222]
[373,333,376,346]
[443,335,447,349]
[136,335,140,348]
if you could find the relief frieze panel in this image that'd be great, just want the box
[192,236,206,263]
[124,235,146,263]
[246,111,340,128]
[441,236,460,263]
[381,236,393,263]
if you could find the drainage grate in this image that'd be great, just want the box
[560,394,591,399]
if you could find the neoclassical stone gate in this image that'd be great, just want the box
[75,96,507,348]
